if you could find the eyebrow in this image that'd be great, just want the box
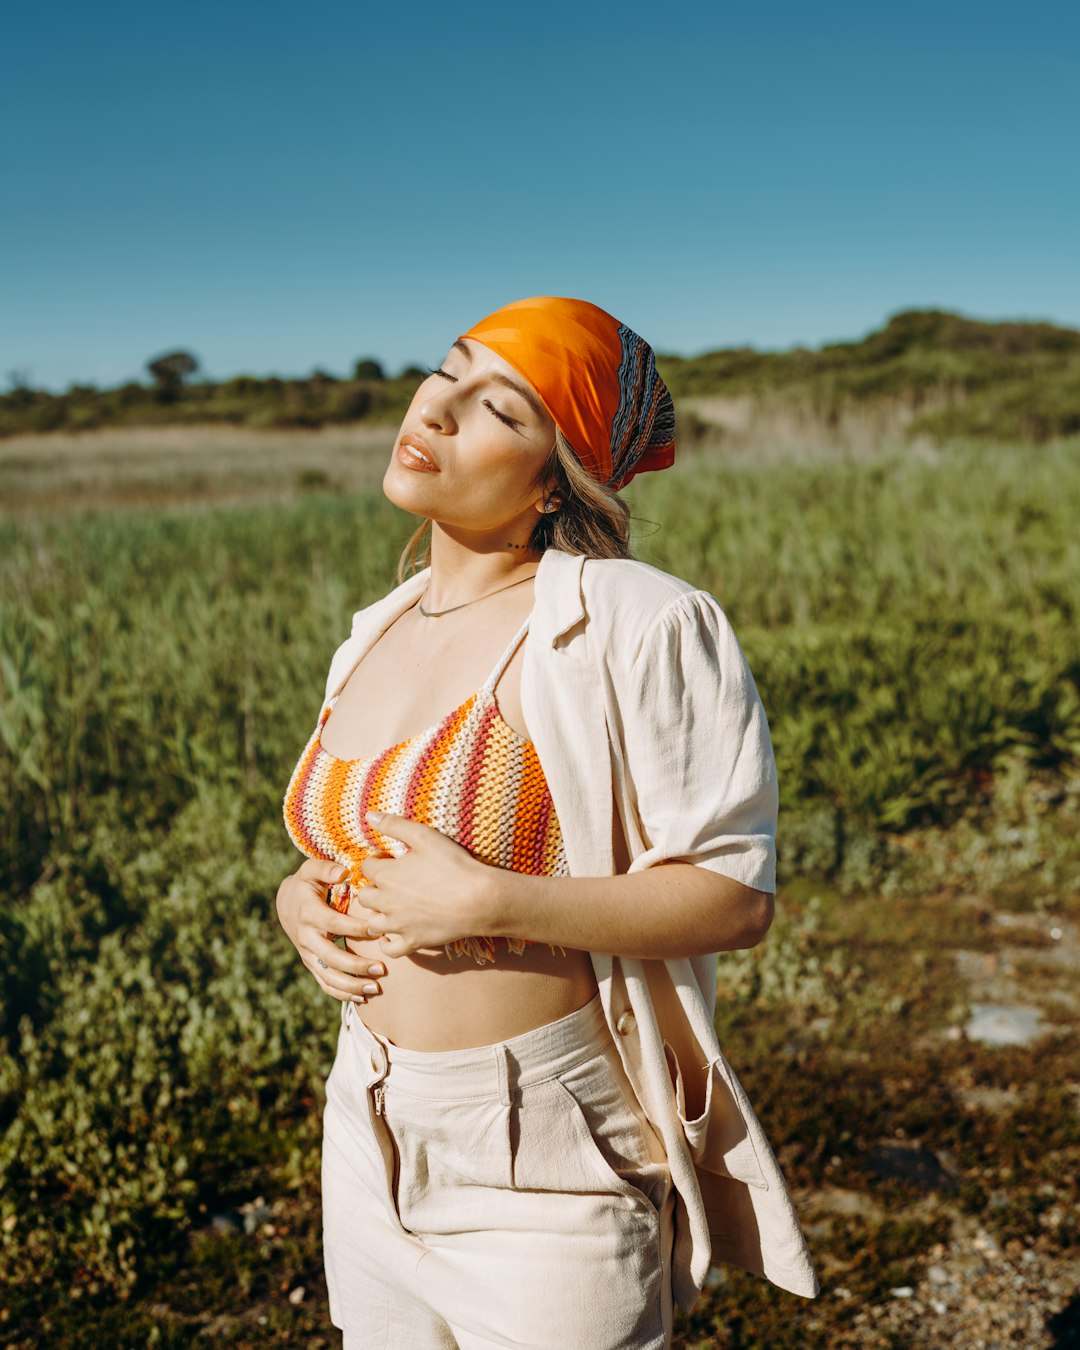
[451,338,549,425]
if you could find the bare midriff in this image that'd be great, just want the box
[348,938,601,1052]
[321,576,626,1053]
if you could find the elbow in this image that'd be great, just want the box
[685,868,776,953]
[755,889,776,943]
[740,888,775,949]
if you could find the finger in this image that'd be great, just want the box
[304,931,386,981]
[378,933,413,959]
[298,858,352,885]
[313,962,383,1002]
[317,980,367,1005]
[311,895,384,941]
[365,810,423,848]
[364,913,393,938]
[332,913,391,951]
[312,969,364,1003]
[306,949,383,1000]
[357,853,387,884]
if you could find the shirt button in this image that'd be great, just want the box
[616,1011,637,1036]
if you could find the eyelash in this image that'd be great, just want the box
[425,366,520,428]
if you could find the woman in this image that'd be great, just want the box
[276,296,819,1349]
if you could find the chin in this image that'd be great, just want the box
[383,463,435,512]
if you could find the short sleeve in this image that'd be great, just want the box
[617,591,778,893]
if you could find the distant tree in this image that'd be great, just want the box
[352,358,385,381]
[331,386,373,421]
[146,350,199,401]
[116,381,148,407]
[220,375,261,397]
[399,364,428,381]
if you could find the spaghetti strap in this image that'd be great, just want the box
[481,615,532,692]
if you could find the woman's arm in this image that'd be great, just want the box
[479,862,774,959]
[357,811,773,961]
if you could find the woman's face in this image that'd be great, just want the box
[384,336,558,542]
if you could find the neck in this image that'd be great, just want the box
[421,521,543,612]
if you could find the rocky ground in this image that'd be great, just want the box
[671,891,1080,1349]
[892,905,1072,1348]
[847,903,1080,1349]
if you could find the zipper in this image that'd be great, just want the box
[370,1080,403,1225]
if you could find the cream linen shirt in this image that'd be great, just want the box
[319,546,820,1311]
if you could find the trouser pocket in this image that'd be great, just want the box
[513,1043,671,1216]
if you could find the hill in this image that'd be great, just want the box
[3,308,1078,444]
[658,308,1080,445]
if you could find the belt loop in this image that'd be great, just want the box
[494,1043,511,1107]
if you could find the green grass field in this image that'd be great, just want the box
[2,419,1079,1346]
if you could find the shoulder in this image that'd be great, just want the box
[580,555,698,610]
[578,555,735,669]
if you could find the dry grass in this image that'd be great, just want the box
[679,390,951,469]
[0,422,398,517]
[0,393,965,520]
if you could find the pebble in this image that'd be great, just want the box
[964,1003,1046,1046]
[239,1196,274,1236]
[864,1241,1080,1348]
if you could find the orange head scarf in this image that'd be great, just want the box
[458,296,675,491]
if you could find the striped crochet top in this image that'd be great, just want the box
[282,614,571,965]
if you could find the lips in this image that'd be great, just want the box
[396,435,439,471]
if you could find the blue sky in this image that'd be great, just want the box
[3,0,1078,391]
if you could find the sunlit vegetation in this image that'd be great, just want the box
[1,412,1078,1344]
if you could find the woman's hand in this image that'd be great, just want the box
[275,858,389,1004]
[359,810,497,958]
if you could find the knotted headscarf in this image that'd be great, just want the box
[458,296,676,491]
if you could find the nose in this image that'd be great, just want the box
[418,382,457,433]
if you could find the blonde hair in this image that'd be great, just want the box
[394,427,638,584]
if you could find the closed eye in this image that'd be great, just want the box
[425,367,521,429]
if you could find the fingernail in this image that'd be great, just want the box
[351,996,366,1005]
[362,982,379,995]
[365,810,383,825]
[367,963,385,977]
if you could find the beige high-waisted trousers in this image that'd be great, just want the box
[321,991,676,1349]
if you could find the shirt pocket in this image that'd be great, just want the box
[664,1041,770,1191]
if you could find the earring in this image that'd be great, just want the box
[541,499,560,514]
